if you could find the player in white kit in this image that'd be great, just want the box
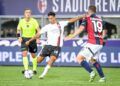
[25,12,84,79]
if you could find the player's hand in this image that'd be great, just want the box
[82,14,87,18]
[64,36,72,41]
[18,37,22,43]
[25,41,30,46]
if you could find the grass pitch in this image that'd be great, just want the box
[0,66,120,86]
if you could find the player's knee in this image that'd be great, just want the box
[22,51,27,57]
[90,58,96,64]
[51,56,57,61]
[47,56,57,65]
[31,53,36,58]
[37,56,44,63]
[76,56,85,64]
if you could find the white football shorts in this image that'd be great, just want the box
[78,43,103,61]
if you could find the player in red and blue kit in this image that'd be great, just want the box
[65,5,106,82]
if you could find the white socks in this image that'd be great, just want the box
[40,65,51,78]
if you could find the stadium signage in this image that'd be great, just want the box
[0,51,22,62]
[0,46,120,67]
[0,39,120,47]
[51,0,120,13]
[0,0,120,15]
[37,0,120,15]
[37,0,47,13]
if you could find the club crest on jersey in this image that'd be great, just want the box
[37,0,47,13]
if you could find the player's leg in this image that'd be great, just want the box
[29,40,38,74]
[22,50,29,72]
[37,45,50,78]
[30,53,37,74]
[77,55,96,82]
[37,56,44,63]
[90,44,106,82]
[77,47,96,82]
[90,58,106,82]
[77,55,93,73]
[21,38,29,74]
[39,46,60,79]
[37,45,49,64]
[39,55,57,78]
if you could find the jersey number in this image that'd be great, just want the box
[92,21,103,33]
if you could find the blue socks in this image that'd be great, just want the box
[81,60,105,78]
[93,62,104,78]
[81,60,93,73]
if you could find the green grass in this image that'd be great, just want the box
[0,66,120,86]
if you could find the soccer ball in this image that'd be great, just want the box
[24,70,33,79]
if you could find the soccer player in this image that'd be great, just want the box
[17,8,40,74]
[65,5,106,82]
[25,12,84,79]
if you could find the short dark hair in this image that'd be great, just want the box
[24,8,32,13]
[48,12,56,16]
[88,5,96,13]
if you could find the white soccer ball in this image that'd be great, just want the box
[24,70,33,79]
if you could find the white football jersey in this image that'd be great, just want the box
[40,21,69,47]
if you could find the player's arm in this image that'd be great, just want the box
[59,14,86,30]
[26,25,47,46]
[102,21,108,46]
[31,20,41,44]
[35,19,41,33]
[36,25,41,38]
[102,29,107,38]
[65,18,86,40]
[26,31,41,46]
[65,25,85,40]
[102,29,107,46]
[35,26,41,44]
[17,21,22,43]
[17,29,22,43]
[68,14,85,23]
[36,27,40,34]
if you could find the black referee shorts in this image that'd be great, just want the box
[39,45,61,58]
[21,37,37,53]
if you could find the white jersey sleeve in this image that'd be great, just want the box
[58,21,69,47]
[59,21,69,27]
[39,25,48,34]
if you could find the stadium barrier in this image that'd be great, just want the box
[0,38,120,67]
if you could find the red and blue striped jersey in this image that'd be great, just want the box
[81,14,104,45]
